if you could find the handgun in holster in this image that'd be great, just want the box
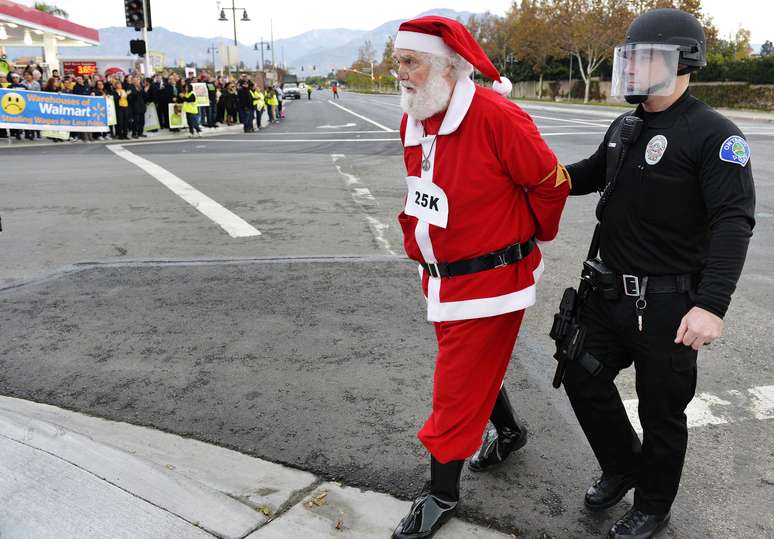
[550,287,588,388]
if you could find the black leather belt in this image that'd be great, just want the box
[420,239,536,278]
[618,273,694,296]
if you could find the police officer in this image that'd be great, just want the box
[562,9,755,539]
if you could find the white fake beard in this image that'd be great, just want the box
[400,70,453,120]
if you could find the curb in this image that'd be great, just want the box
[0,396,514,539]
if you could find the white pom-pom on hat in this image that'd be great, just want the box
[492,76,512,97]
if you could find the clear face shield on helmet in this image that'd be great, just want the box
[610,43,681,103]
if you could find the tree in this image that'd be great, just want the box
[33,2,68,18]
[466,12,510,75]
[734,28,752,60]
[354,40,377,72]
[761,40,774,57]
[510,0,560,99]
[553,0,635,102]
[374,35,395,78]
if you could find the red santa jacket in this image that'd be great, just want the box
[398,78,570,322]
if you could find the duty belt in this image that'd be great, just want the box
[618,273,694,296]
[420,239,536,279]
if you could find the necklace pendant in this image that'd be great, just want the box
[422,159,431,172]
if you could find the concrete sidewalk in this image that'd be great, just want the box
[0,396,514,539]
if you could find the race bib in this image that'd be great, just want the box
[404,176,449,228]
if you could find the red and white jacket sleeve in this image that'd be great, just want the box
[491,106,571,242]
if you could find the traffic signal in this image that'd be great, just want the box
[130,39,147,56]
[125,0,152,31]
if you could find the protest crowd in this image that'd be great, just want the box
[0,62,289,143]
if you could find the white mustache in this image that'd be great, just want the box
[400,81,415,89]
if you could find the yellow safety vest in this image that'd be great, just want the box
[251,89,265,109]
[266,92,278,106]
[182,91,198,114]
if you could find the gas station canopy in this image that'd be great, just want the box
[0,0,99,68]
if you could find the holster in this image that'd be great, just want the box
[581,258,620,301]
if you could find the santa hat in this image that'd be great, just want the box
[394,15,513,97]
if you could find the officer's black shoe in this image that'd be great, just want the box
[584,473,638,511]
[392,457,463,539]
[608,509,670,539]
[391,492,457,539]
[468,424,528,472]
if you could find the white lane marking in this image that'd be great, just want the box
[540,131,607,137]
[749,386,774,420]
[327,100,396,132]
[623,385,774,434]
[351,97,403,109]
[529,114,611,128]
[331,154,397,256]
[122,138,400,147]
[107,145,261,238]
[317,123,357,129]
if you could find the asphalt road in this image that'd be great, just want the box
[1,89,773,538]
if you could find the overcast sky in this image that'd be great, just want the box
[15,0,773,44]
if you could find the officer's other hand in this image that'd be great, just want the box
[674,307,724,350]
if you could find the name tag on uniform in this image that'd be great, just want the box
[404,176,449,228]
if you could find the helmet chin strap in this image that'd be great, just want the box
[624,76,672,105]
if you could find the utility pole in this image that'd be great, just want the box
[270,19,275,69]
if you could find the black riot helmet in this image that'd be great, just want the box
[611,9,706,104]
[624,8,707,73]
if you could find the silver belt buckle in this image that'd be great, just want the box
[426,262,440,278]
[493,252,508,268]
[622,274,640,297]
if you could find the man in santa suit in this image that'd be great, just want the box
[390,16,571,539]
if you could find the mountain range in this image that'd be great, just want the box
[5,8,477,74]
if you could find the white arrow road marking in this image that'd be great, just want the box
[623,385,774,434]
[317,123,357,129]
[108,145,261,239]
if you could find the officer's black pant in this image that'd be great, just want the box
[563,289,697,516]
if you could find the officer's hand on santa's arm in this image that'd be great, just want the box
[675,306,724,351]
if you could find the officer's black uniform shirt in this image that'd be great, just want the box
[566,90,756,318]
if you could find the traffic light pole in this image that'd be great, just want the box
[142,0,151,76]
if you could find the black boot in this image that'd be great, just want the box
[584,472,638,511]
[392,457,463,539]
[469,387,527,472]
[608,509,670,538]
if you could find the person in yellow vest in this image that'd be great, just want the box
[251,85,265,130]
[0,73,9,88]
[265,87,279,124]
[181,80,202,137]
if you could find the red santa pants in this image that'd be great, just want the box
[418,309,525,464]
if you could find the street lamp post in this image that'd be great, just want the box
[217,0,250,73]
[207,43,218,73]
[254,38,270,71]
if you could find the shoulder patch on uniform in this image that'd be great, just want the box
[719,135,750,167]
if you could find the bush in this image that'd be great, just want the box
[694,56,774,84]
[690,82,774,110]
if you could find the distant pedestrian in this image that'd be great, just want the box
[113,81,130,140]
[238,81,254,132]
[307,85,312,100]
[332,83,339,100]
[181,80,202,137]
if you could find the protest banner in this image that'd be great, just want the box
[0,89,109,132]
